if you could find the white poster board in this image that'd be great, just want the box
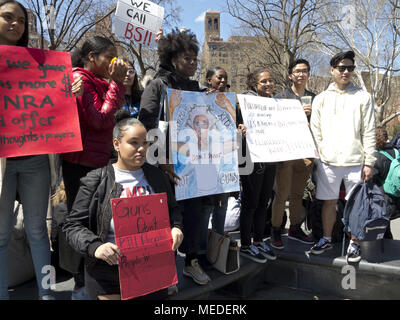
[237,94,319,162]
[113,0,164,47]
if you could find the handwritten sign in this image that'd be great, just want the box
[111,193,177,300]
[0,45,82,157]
[113,0,164,47]
[237,95,319,162]
[169,90,240,201]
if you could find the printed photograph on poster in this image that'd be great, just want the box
[0,45,82,158]
[168,89,240,201]
[237,94,319,163]
[113,0,164,48]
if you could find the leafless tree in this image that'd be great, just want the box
[225,0,331,85]
[318,0,400,126]
[23,0,116,51]
[94,0,182,78]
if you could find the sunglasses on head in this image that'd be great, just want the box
[335,65,356,72]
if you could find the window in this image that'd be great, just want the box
[214,18,218,30]
[208,19,212,30]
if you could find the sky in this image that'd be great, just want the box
[171,0,237,46]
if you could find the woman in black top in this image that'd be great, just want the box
[373,126,400,239]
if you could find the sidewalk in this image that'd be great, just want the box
[7,219,400,300]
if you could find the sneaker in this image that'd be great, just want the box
[167,284,178,296]
[240,244,267,263]
[310,237,333,255]
[71,286,90,300]
[288,225,314,244]
[346,242,362,263]
[39,294,56,300]
[183,259,211,285]
[270,227,284,250]
[254,242,277,260]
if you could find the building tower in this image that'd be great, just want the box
[204,11,221,42]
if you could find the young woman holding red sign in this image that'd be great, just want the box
[58,36,128,299]
[63,109,184,300]
[0,0,82,300]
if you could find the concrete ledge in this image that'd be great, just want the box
[263,236,400,299]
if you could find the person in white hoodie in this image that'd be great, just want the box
[309,51,376,263]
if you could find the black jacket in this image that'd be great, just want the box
[62,163,183,258]
[373,143,396,187]
[138,65,201,131]
[373,143,400,220]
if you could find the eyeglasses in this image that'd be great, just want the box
[292,69,309,75]
[335,65,356,73]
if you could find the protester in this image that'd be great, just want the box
[270,59,315,250]
[0,0,81,300]
[121,60,142,118]
[373,126,400,239]
[63,110,183,300]
[205,67,230,235]
[139,28,213,285]
[236,68,277,263]
[60,36,127,299]
[310,51,376,263]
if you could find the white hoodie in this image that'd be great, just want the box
[310,82,376,167]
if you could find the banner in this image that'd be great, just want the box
[0,45,82,157]
[237,95,319,162]
[111,193,177,300]
[114,0,164,48]
[169,89,240,201]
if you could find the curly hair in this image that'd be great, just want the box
[376,126,388,151]
[157,28,199,67]
[246,67,272,91]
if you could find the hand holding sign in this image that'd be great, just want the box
[171,227,183,251]
[71,75,83,97]
[94,242,123,266]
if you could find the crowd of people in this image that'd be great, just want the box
[0,0,398,301]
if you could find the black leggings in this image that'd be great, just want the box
[61,160,96,285]
[240,163,276,247]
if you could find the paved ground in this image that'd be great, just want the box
[7,217,400,300]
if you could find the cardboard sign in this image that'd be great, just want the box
[237,95,319,162]
[169,89,240,201]
[0,45,82,157]
[111,193,177,300]
[114,0,164,47]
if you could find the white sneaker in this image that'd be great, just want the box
[183,259,211,285]
[346,242,362,263]
[39,294,56,300]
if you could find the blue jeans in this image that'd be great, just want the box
[0,155,51,300]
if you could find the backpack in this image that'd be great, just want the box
[379,148,400,197]
[343,181,389,242]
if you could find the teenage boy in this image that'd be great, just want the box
[270,59,315,250]
[309,51,376,263]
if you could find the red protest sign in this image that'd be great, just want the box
[0,45,82,157]
[111,193,177,300]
